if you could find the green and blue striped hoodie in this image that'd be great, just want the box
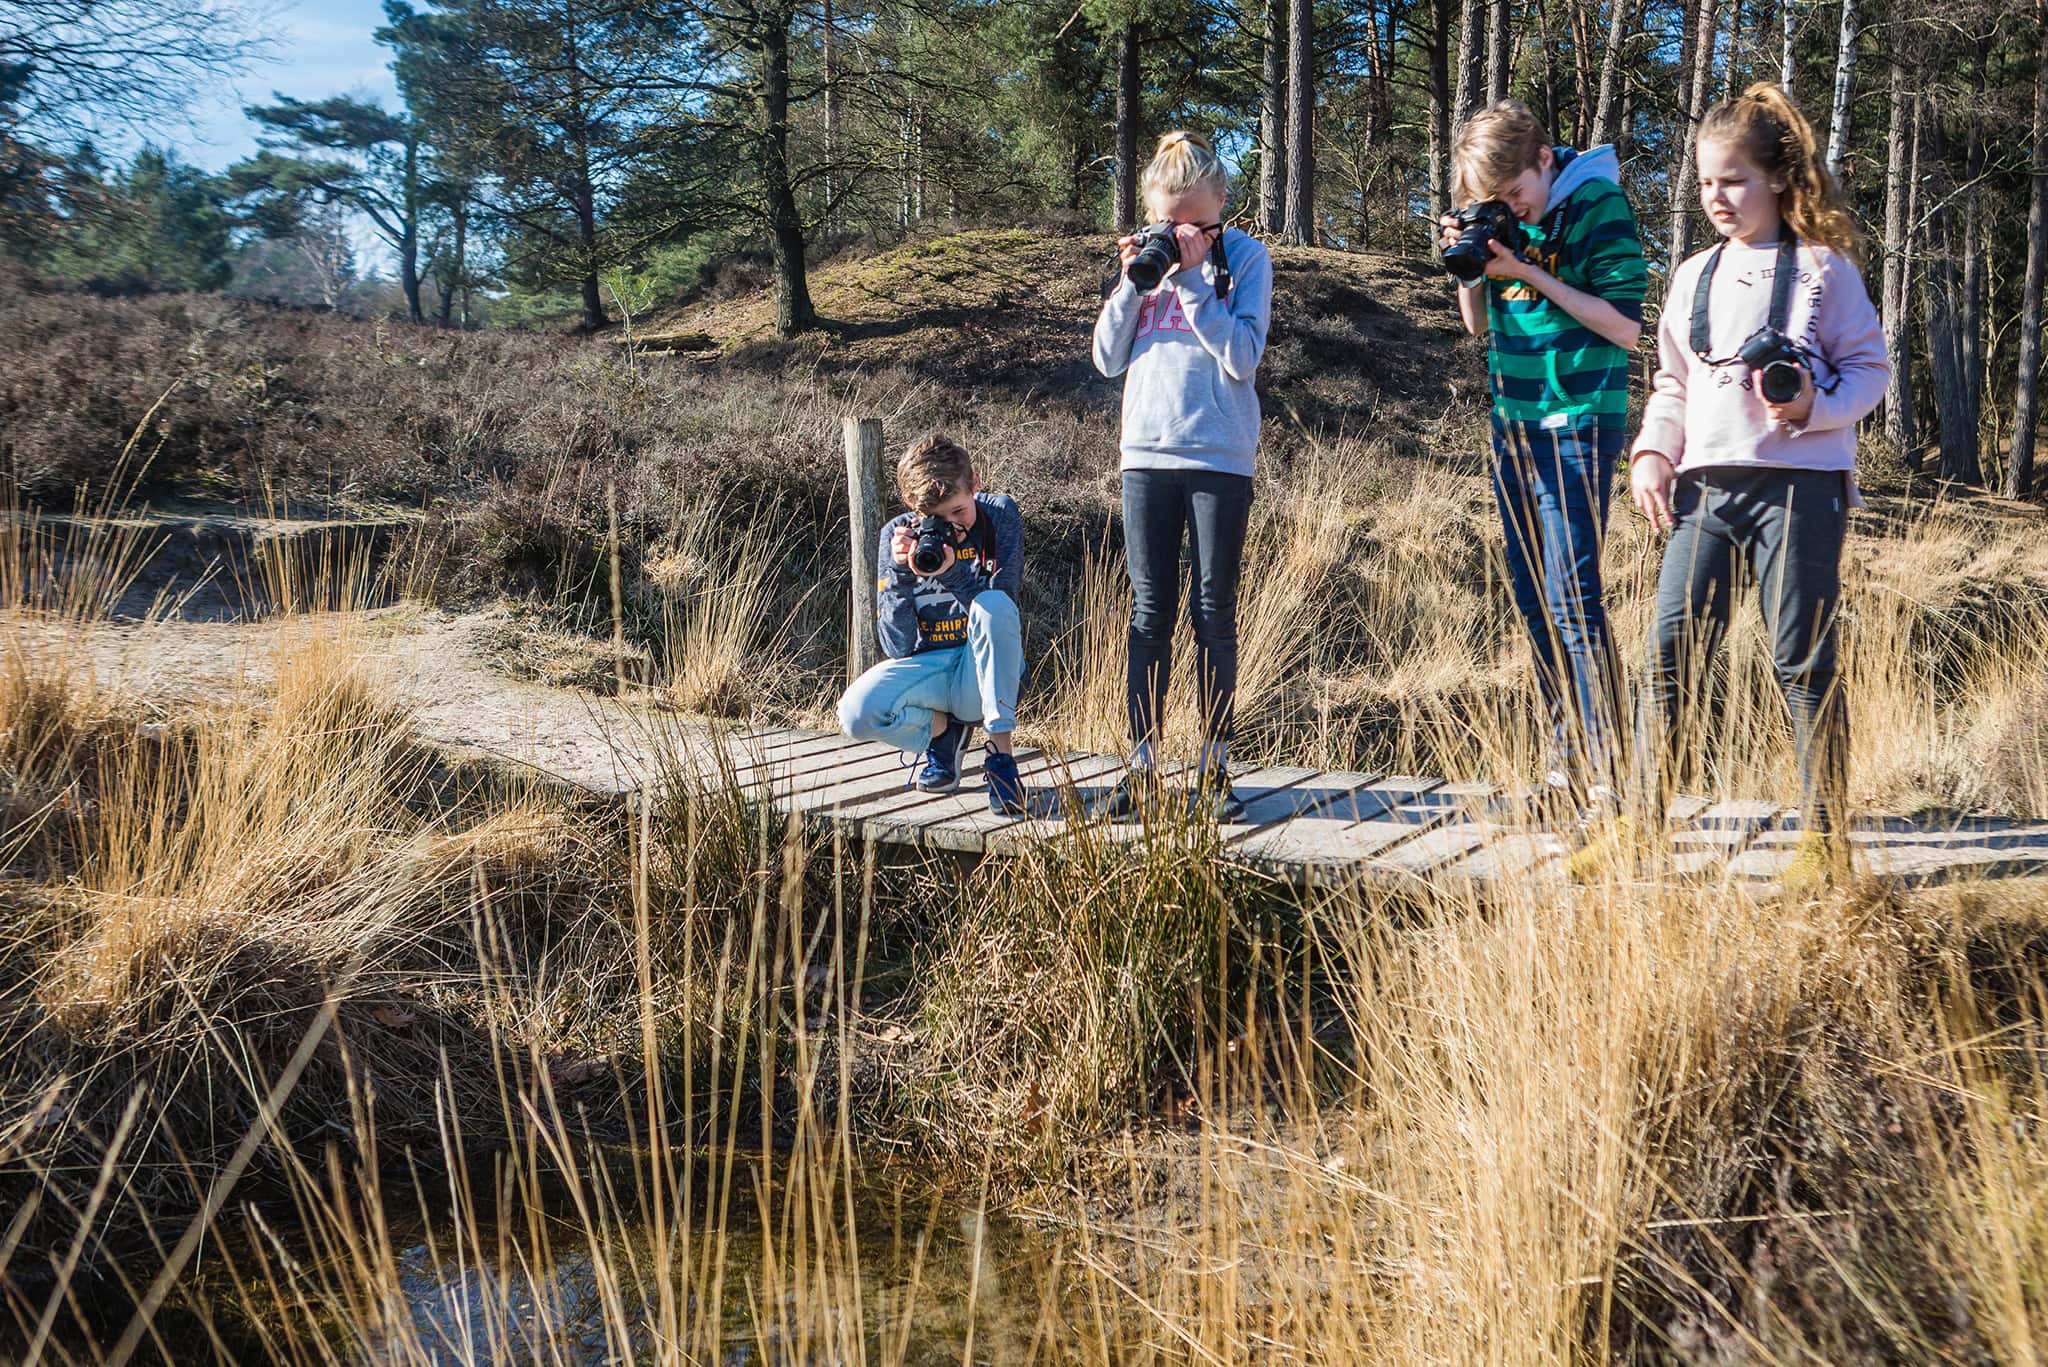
[1485,144,1646,426]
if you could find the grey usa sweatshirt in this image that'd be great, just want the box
[1090,226,1272,477]
[874,492,1024,658]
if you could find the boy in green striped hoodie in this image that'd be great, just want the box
[1439,99,1647,818]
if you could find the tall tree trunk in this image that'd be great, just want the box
[1781,0,1796,87]
[1454,0,1485,121]
[1569,0,1594,143]
[1882,43,1916,466]
[1430,0,1454,217]
[822,0,840,233]
[1114,24,1140,229]
[1723,0,1742,99]
[1824,0,1859,182]
[760,8,815,337]
[398,136,423,324]
[1282,0,1316,245]
[1487,0,1512,103]
[1920,108,1980,484]
[1669,0,1719,270]
[2009,0,2048,498]
[1592,0,1631,145]
[1537,0,1559,127]
[1961,53,1986,441]
[1261,0,1288,234]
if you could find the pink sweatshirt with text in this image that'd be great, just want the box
[1633,238,1890,479]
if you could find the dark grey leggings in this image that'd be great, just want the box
[1633,466,1850,833]
[1123,468,1254,750]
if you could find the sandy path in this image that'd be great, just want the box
[30,607,711,795]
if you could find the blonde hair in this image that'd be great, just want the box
[1699,82,1866,262]
[1451,99,1549,206]
[896,433,976,512]
[1140,131,1227,212]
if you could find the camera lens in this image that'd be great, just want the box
[1443,232,1490,285]
[1760,360,1804,405]
[910,517,950,576]
[1126,228,1177,291]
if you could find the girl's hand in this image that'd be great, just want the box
[1171,222,1212,275]
[1117,235,1140,274]
[1760,364,1815,427]
[1631,452,1678,534]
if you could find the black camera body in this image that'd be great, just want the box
[1442,200,1530,285]
[1736,326,1808,404]
[1125,222,1181,292]
[908,514,954,576]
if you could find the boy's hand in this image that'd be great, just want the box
[1759,364,1815,427]
[1438,213,1460,254]
[891,526,955,576]
[1631,452,1678,534]
[1480,237,1533,282]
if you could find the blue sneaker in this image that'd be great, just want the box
[913,718,971,793]
[984,747,1026,816]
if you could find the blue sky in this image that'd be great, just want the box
[179,0,399,170]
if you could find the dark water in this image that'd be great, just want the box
[8,1157,1076,1367]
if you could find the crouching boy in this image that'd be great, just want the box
[837,434,1027,815]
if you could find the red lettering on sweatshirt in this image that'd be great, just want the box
[1134,290,1196,340]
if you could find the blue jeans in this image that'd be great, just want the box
[837,591,1022,753]
[1491,415,1625,796]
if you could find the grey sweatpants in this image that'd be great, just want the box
[1633,466,1851,834]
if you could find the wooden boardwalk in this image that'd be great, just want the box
[601,723,2048,894]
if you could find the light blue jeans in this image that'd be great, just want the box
[837,591,1021,753]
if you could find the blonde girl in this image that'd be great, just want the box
[1090,131,1273,820]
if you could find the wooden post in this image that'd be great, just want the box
[844,416,887,682]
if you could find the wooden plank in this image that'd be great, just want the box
[857,748,1075,847]
[946,754,1136,855]
[1232,776,1454,868]
[755,747,910,803]
[1855,819,2048,883]
[784,754,935,815]
[1221,768,1391,842]
[1348,783,1507,878]
[736,741,890,797]
[1672,799,1787,877]
[1436,829,1572,885]
[843,750,1032,844]
[1724,814,2048,885]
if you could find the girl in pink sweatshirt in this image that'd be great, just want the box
[1622,83,1890,886]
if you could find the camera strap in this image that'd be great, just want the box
[1689,233,1798,361]
[1202,225,1232,303]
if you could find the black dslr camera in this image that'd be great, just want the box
[908,515,954,576]
[1125,222,1181,292]
[1441,200,1530,285]
[1736,326,1808,404]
